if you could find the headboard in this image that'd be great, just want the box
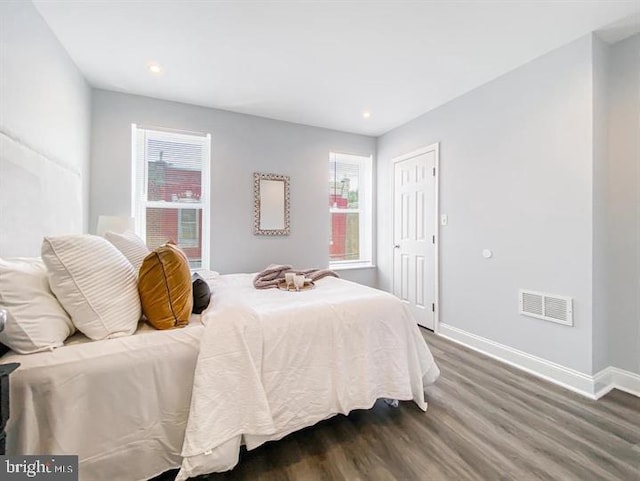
[0,131,84,257]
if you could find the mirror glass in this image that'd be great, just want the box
[254,173,290,235]
[259,180,285,230]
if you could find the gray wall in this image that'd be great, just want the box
[90,90,377,284]
[601,34,640,374]
[377,35,596,374]
[592,35,610,374]
[0,1,91,257]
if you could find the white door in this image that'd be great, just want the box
[393,148,437,330]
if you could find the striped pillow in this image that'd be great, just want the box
[104,230,150,273]
[42,234,141,340]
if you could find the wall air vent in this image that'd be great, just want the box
[519,289,573,326]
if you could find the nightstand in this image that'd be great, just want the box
[0,362,19,455]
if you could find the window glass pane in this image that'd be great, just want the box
[146,207,203,268]
[178,209,199,248]
[330,212,360,262]
[329,161,359,208]
[146,139,202,202]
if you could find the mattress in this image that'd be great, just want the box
[3,315,204,481]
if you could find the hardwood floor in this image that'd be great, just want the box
[157,329,640,481]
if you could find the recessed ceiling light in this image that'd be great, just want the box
[147,62,163,75]
[362,110,371,119]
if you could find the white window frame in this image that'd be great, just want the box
[329,152,373,269]
[131,124,211,270]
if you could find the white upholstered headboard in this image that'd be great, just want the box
[0,131,84,257]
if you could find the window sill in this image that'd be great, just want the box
[330,262,376,271]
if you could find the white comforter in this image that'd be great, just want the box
[4,317,204,481]
[177,274,440,480]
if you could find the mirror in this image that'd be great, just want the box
[253,173,290,235]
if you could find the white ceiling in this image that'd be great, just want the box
[34,1,640,136]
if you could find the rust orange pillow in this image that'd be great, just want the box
[138,243,193,330]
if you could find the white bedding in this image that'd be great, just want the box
[4,317,204,481]
[177,274,440,480]
[3,273,439,481]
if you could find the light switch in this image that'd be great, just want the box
[440,214,448,226]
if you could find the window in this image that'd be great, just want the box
[329,152,372,267]
[132,125,210,269]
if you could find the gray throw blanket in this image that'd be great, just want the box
[253,264,339,289]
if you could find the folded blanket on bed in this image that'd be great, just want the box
[252,264,339,289]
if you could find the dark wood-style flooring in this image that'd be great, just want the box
[156,329,640,481]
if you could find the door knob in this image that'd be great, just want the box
[393,244,400,249]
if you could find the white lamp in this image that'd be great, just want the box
[96,216,134,237]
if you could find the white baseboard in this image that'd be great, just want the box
[593,366,640,399]
[438,323,640,400]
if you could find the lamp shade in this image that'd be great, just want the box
[96,216,134,237]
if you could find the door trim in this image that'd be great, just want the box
[391,143,440,333]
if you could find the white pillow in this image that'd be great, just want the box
[42,234,141,340]
[0,257,75,354]
[104,230,150,272]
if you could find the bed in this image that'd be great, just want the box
[3,273,439,481]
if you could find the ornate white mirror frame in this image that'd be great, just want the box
[253,172,291,236]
